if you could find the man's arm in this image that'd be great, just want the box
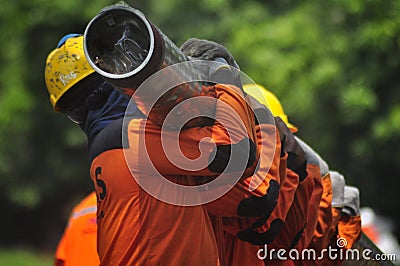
[126,84,257,178]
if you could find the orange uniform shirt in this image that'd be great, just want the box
[89,84,257,266]
[308,173,335,253]
[218,127,324,265]
[205,123,281,218]
[55,192,99,266]
[278,163,323,251]
[207,122,282,266]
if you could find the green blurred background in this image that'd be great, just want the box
[0,0,399,263]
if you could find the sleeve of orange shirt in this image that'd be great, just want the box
[222,166,299,245]
[205,123,281,218]
[308,172,335,253]
[126,83,258,179]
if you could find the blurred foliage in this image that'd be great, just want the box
[0,248,52,266]
[0,0,399,251]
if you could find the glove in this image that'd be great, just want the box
[274,117,307,181]
[295,136,329,177]
[329,171,345,208]
[181,38,239,69]
[180,38,242,88]
[341,186,360,216]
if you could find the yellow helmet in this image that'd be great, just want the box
[45,34,96,112]
[243,83,298,133]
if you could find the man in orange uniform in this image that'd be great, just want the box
[45,34,259,265]
[55,192,99,266]
[244,84,324,255]
[181,38,322,264]
[181,39,300,266]
[243,84,361,265]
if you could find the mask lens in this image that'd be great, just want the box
[67,105,88,124]
[65,82,110,124]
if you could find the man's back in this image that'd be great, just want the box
[90,138,219,265]
[88,83,259,265]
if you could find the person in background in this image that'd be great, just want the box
[55,191,99,266]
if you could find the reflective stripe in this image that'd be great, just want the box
[72,206,97,219]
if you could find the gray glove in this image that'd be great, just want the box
[329,171,345,208]
[181,38,242,87]
[294,136,329,177]
[342,186,360,216]
[180,38,239,69]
